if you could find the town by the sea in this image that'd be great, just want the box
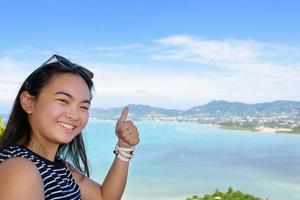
[84,120,300,200]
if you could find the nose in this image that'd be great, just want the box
[65,106,81,121]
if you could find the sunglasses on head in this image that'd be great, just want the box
[26,55,93,92]
[40,54,94,79]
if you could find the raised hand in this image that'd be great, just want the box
[115,106,140,148]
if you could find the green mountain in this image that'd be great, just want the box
[90,104,184,119]
[90,100,300,119]
[187,100,300,117]
[186,100,253,116]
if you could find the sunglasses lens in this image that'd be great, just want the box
[54,55,94,79]
[79,66,94,79]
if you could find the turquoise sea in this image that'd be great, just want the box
[83,120,300,200]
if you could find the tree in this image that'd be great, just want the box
[186,188,265,200]
[292,125,300,134]
[0,116,5,138]
[227,187,233,194]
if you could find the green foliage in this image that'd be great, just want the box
[292,125,300,134]
[220,123,255,131]
[0,116,6,138]
[227,187,233,194]
[186,187,266,200]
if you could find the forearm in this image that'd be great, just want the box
[101,156,129,200]
[100,107,139,200]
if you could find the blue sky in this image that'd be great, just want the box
[0,0,300,111]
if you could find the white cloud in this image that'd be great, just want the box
[153,35,263,65]
[0,57,33,112]
[0,36,299,111]
[152,35,300,68]
[150,35,300,106]
[0,57,31,95]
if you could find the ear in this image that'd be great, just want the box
[20,91,35,114]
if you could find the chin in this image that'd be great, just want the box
[56,135,78,145]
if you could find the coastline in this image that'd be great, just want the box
[218,124,299,135]
[88,117,300,135]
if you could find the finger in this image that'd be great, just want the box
[118,106,129,123]
[117,121,134,133]
[118,126,131,135]
[128,137,140,146]
[118,127,135,137]
[120,133,140,145]
[119,132,135,141]
[118,126,138,138]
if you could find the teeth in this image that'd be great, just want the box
[58,122,75,130]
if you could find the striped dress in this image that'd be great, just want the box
[0,145,81,200]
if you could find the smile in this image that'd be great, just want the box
[57,122,76,130]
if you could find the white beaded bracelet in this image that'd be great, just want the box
[116,153,131,162]
[113,144,135,162]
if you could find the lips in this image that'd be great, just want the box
[57,121,77,131]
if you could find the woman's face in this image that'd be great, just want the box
[28,73,91,145]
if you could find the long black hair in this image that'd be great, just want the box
[0,58,94,177]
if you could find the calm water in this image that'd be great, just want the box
[83,120,300,200]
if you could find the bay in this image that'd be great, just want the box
[83,120,300,200]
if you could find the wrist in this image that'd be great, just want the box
[113,143,135,162]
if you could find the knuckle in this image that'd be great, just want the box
[119,134,126,139]
[120,128,127,132]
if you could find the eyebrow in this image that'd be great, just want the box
[54,91,92,104]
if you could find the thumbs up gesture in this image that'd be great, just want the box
[115,106,140,148]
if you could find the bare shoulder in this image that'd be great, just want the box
[0,157,44,200]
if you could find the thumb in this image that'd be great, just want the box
[118,106,129,123]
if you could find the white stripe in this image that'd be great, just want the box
[69,192,81,200]
[53,168,66,172]
[0,152,9,157]
[43,179,57,188]
[50,187,80,200]
[45,185,62,195]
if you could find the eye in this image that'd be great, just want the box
[57,99,68,104]
[80,106,90,111]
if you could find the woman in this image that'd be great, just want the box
[0,54,140,200]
